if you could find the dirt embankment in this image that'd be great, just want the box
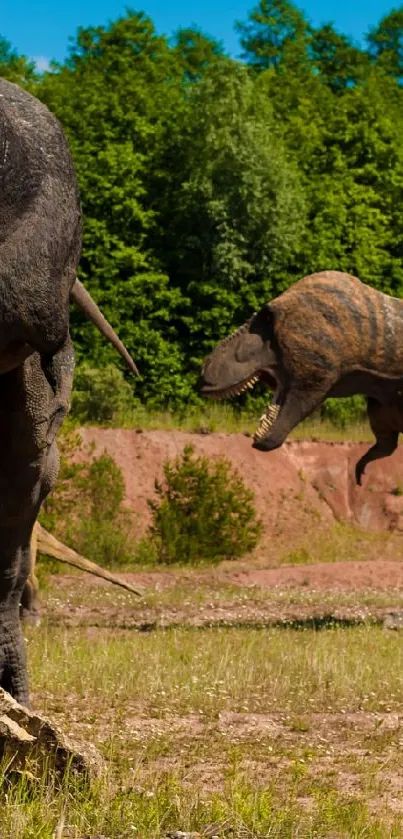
[79,428,403,541]
[44,428,403,626]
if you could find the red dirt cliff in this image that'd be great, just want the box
[78,429,403,539]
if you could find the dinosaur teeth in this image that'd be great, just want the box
[205,373,260,400]
[253,403,280,442]
[241,375,259,393]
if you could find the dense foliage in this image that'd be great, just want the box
[2,4,403,411]
[148,445,263,564]
[39,427,135,566]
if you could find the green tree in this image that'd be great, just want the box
[236,0,311,72]
[38,12,191,405]
[17,3,403,414]
[71,365,135,422]
[152,62,307,375]
[250,19,403,296]
[148,445,262,564]
[237,3,369,90]
[172,27,225,81]
[40,427,134,567]
[0,36,36,85]
[299,76,403,293]
[367,8,403,81]
[310,24,369,92]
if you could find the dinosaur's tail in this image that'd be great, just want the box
[36,523,143,596]
[71,278,139,376]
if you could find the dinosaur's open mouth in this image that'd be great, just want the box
[201,369,281,442]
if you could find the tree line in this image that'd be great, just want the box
[2,2,403,408]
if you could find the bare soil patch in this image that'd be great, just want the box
[79,429,403,540]
[43,553,403,631]
[30,683,403,813]
[231,558,403,591]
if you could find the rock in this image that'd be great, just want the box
[0,688,103,780]
[384,611,403,630]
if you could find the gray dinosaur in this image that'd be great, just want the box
[201,271,403,485]
[0,78,138,704]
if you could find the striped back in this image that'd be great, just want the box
[269,271,403,385]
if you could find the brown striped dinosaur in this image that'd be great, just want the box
[201,271,403,485]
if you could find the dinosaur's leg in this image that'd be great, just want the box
[20,340,74,627]
[355,398,399,485]
[0,366,43,705]
[355,433,398,485]
[20,522,40,626]
[0,342,74,704]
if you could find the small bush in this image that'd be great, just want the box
[39,425,89,536]
[320,396,367,428]
[68,453,134,566]
[148,445,262,564]
[40,427,135,567]
[71,365,136,423]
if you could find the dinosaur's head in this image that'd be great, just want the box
[201,307,286,447]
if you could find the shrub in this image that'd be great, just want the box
[40,426,135,567]
[148,445,262,564]
[320,396,367,428]
[71,365,136,423]
[69,452,135,566]
[39,425,88,536]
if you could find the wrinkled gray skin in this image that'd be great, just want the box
[0,78,136,706]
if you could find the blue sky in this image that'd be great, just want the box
[2,0,394,71]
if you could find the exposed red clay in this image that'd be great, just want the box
[230,559,403,591]
[79,428,403,537]
[62,428,403,595]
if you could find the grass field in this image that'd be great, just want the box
[3,568,403,839]
[104,402,373,444]
[2,412,400,838]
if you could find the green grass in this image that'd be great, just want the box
[38,515,402,585]
[36,516,403,635]
[7,550,403,838]
[28,624,403,716]
[0,619,401,837]
[4,766,402,839]
[82,402,373,443]
[5,394,397,835]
